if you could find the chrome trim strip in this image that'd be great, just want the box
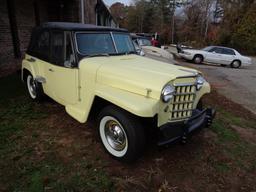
[169,116,190,121]
[174,92,196,96]
[110,32,118,52]
[172,109,193,113]
[178,68,199,76]
[171,101,194,105]
[176,75,198,79]
[174,83,196,86]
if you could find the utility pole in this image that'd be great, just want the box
[81,0,85,24]
[170,0,176,44]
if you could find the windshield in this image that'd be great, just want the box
[201,46,213,51]
[76,32,135,56]
[138,38,152,46]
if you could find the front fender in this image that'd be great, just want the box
[95,84,159,117]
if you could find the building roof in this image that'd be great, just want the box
[39,22,127,32]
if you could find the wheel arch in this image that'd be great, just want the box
[231,59,242,68]
[88,93,158,121]
[65,86,159,124]
[193,54,204,61]
[231,59,241,64]
[22,68,32,82]
[22,61,37,82]
[94,86,159,118]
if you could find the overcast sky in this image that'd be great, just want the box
[103,0,131,6]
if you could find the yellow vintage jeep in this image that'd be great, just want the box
[22,22,215,162]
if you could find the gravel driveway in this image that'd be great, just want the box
[179,58,256,115]
[147,48,256,114]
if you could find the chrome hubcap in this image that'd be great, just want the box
[195,57,201,63]
[29,78,36,95]
[27,76,36,97]
[233,61,239,67]
[104,120,126,151]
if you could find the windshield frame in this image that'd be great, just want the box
[74,31,136,57]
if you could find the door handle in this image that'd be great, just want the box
[27,58,36,62]
[48,68,54,72]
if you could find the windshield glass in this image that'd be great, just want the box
[138,38,151,46]
[201,46,213,51]
[112,33,135,53]
[76,32,135,56]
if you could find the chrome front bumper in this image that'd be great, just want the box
[158,108,216,146]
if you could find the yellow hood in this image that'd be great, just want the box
[81,55,198,99]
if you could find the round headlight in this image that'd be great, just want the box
[161,85,175,103]
[196,75,206,90]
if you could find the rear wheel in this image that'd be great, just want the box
[26,73,44,101]
[193,55,203,64]
[98,105,145,163]
[231,60,241,68]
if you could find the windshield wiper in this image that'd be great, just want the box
[115,51,136,55]
[125,51,136,55]
[86,53,110,58]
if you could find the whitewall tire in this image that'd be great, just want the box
[26,75,37,99]
[99,116,128,157]
[25,73,44,101]
[98,105,145,163]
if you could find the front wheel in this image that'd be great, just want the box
[193,55,203,64]
[98,106,145,163]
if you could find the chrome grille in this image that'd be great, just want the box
[170,84,196,120]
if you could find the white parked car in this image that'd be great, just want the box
[179,46,252,68]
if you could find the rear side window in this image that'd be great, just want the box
[50,31,76,67]
[222,48,235,55]
[51,31,64,65]
[209,47,222,54]
[29,30,50,61]
[64,32,76,67]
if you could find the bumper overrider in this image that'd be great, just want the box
[158,108,216,146]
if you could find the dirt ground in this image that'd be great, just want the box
[1,74,256,192]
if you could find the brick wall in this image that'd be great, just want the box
[16,0,36,54]
[84,0,97,25]
[0,0,114,67]
[0,0,13,64]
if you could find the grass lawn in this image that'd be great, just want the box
[0,73,256,192]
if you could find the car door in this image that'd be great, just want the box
[221,48,236,65]
[44,30,78,105]
[26,29,51,83]
[205,47,225,64]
